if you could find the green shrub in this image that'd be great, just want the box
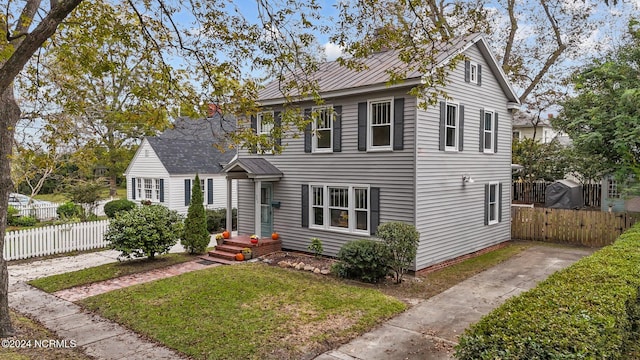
[6,206,19,225]
[206,208,237,233]
[308,237,323,257]
[57,201,82,219]
[455,223,640,359]
[104,199,136,218]
[182,174,209,254]
[105,205,183,260]
[376,221,420,284]
[10,216,37,227]
[332,239,389,283]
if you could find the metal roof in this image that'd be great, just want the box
[258,33,520,105]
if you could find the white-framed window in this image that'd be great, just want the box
[137,178,162,202]
[309,184,370,235]
[484,110,494,153]
[445,102,459,151]
[257,111,274,154]
[487,182,499,225]
[368,98,393,151]
[512,130,521,141]
[608,179,620,199]
[469,62,478,84]
[312,106,333,152]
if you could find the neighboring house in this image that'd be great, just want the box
[512,113,570,145]
[125,114,238,215]
[223,34,520,271]
[601,176,640,212]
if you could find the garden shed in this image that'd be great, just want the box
[545,179,583,209]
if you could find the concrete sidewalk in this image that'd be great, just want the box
[315,245,594,360]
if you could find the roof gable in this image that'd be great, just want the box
[258,34,519,105]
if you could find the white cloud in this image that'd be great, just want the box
[324,42,342,61]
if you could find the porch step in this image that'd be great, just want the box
[198,255,235,265]
[216,244,250,254]
[207,249,238,261]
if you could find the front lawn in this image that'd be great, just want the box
[80,264,406,359]
[28,253,195,293]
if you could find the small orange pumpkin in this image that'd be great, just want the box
[235,253,244,261]
[222,230,230,239]
[271,232,279,240]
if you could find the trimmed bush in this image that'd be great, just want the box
[6,206,19,225]
[105,205,183,260]
[455,223,640,359]
[206,208,237,233]
[376,221,420,284]
[56,201,82,219]
[104,199,136,218]
[10,216,37,227]
[332,239,389,283]
[182,174,209,254]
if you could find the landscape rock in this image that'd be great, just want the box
[304,265,314,271]
[320,269,330,275]
[277,261,289,268]
[295,263,304,270]
[313,268,321,274]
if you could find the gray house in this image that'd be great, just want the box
[125,114,238,215]
[222,34,520,271]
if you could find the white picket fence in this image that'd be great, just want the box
[13,199,111,221]
[4,220,110,261]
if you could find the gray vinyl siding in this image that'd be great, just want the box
[237,89,417,256]
[414,43,511,269]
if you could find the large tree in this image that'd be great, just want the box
[554,20,640,182]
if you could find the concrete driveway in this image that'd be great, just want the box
[316,244,595,360]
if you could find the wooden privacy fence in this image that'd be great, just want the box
[4,220,110,261]
[512,207,640,247]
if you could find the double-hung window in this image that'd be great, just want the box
[309,184,370,234]
[485,182,501,225]
[144,179,153,200]
[469,62,478,84]
[483,111,494,153]
[313,106,333,152]
[257,111,274,153]
[445,103,458,150]
[368,98,393,150]
[136,178,162,202]
[137,179,142,199]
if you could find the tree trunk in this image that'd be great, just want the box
[0,86,20,337]
[109,175,117,197]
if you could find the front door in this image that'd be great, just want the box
[260,183,273,237]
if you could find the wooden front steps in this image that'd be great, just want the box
[203,235,282,265]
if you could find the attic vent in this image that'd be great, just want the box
[145,150,149,157]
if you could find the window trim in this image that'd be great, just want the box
[312,105,334,153]
[137,178,162,202]
[487,182,499,225]
[483,109,495,154]
[469,61,478,84]
[444,102,459,152]
[367,97,394,152]
[257,111,274,154]
[308,183,371,235]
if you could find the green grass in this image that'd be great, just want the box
[33,187,127,203]
[80,264,406,359]
[28,253,195,293]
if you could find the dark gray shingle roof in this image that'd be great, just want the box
[223,158,282,177]
[146,115,237,175]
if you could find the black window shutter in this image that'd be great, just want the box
[185,179,191,206]
[304,108,312,153]
[439,101,446,151]
[333,106,342,152]
[370,187,380,235]
[250,115,257,154]
[207,178,214,205]
[393,98,404,150]
[464,60,470,83]
[159,179,164,203]
[494,112,499,153]
[358,102,367,151]
[479,109,485,152]
[274,111,282,147]
[458,105,465,151]
[301,184,309,228]
[484,184,489,226]
[477,64,482,86]
[498,183,503,222]
[131,178,136,200]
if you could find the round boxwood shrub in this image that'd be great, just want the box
[56,201,82,219]
[332,239,390,283]
[105,205,183,260]
[103,199,136,218]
